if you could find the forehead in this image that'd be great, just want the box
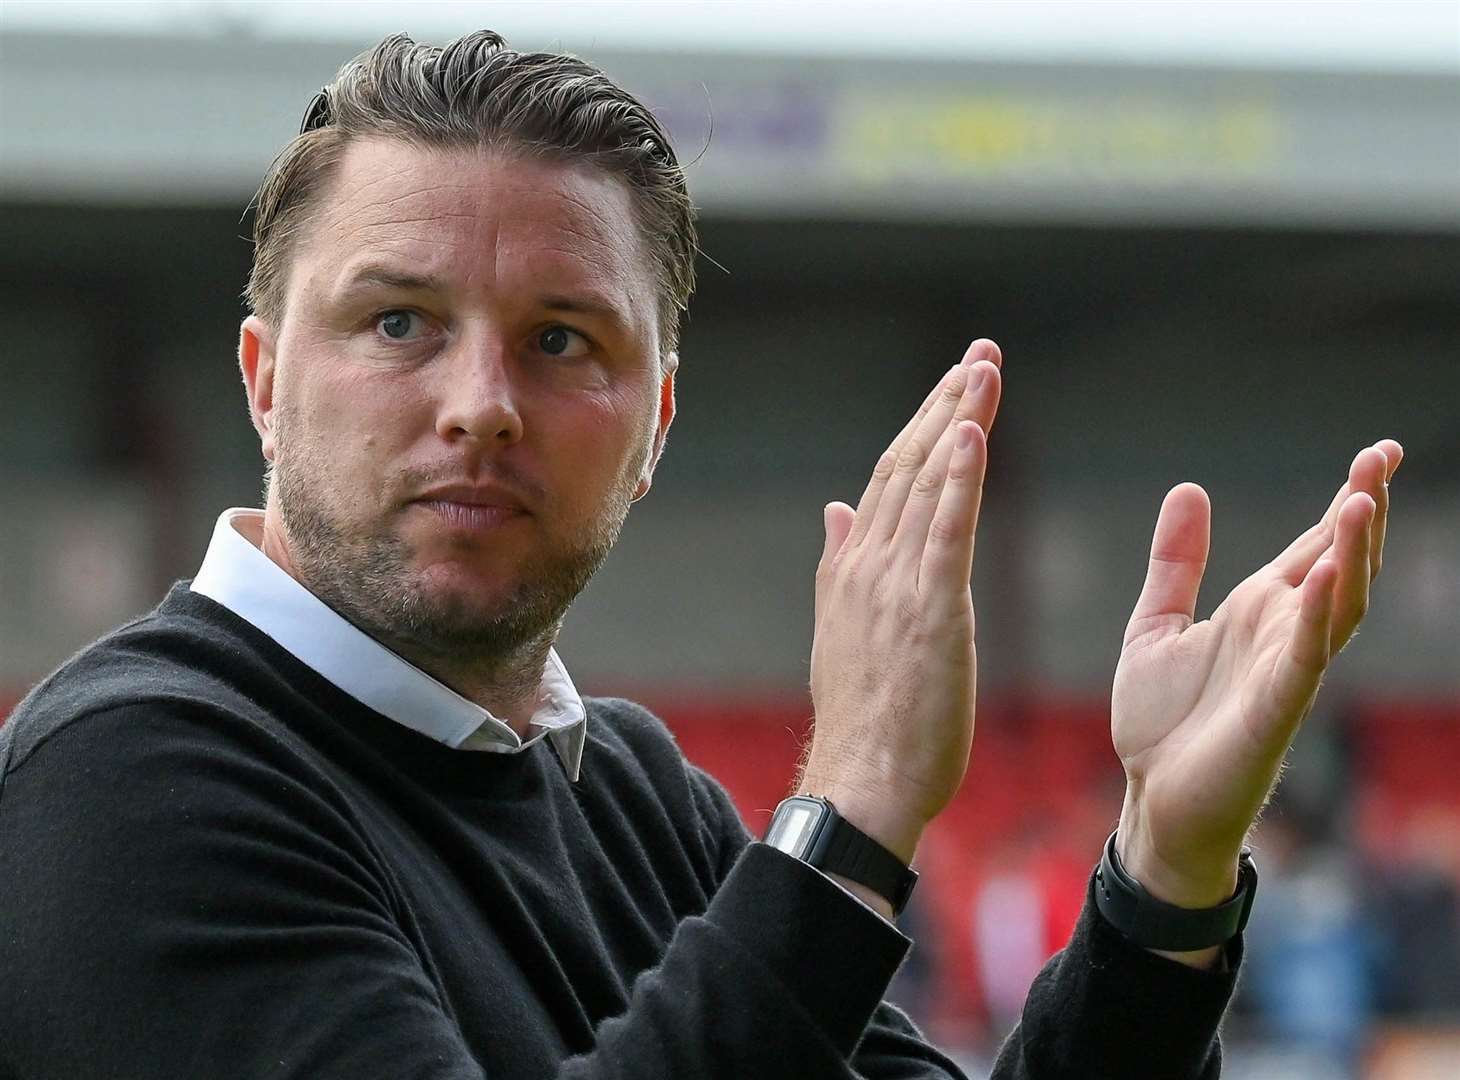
[294,137,656,323]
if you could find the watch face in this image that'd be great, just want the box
[765,797,825,858]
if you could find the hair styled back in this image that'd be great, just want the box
[245,30,697,353]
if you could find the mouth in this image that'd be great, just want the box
[409,480,532,534]
[412,499,527,532]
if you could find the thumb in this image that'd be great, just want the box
[816,501,857,623]
[1123,483,1211,647]
[821,501,856,567]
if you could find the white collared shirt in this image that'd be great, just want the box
[189,508,587,782]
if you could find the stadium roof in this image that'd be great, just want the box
[4,0,1458,73]
[2,4,1456,230]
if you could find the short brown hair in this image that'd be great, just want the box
[245,30,698,353]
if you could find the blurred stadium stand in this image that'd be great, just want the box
[2,19,1457,1076]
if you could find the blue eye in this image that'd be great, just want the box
[377,310,421,340]
[538,326,590,358]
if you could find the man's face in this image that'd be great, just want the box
[241,137,673,661]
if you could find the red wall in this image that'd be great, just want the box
[649,693,1460,1030]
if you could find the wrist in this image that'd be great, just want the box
[795,775,926,866]
[1115,835,1240,911]
[1115,802,1241,910]
[1103,817,1255,969]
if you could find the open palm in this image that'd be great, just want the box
[1112,440,1401,903]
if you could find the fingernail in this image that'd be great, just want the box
[969,363,986,389]
[957,423,975,451]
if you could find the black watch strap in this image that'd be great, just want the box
[763,796,919,916]
[1094,830,1258,951]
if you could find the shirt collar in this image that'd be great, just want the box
[189,508,586,782]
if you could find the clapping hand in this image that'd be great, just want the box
[1112,441,1403,955]
[799,340,1003,872]
[797,331,1401,949]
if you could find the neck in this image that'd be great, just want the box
[256,504,549,739]
[387,631,553,741]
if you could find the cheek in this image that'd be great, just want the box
[286,367,430,490]
[580,387,653,461]
[537,392,648,496]
[313,366,426,440]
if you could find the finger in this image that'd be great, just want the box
[862,364,970,544]
[1123,483,1211,647]
[969,357,1005,440]
[1328,491,1375,654]
[965,339,1004,437]
[821,501,856,567]
[1369,451,1388,581]
[893,362,1002,557]
[893,364,998,566]
[1266,557,1338,736]
[1272,446,1387,585]
[869,361,998,545]
[845,339,1000,550]
[964,342,1004,436]
[1369,438,1402,581]
[846,364,966,548]
[917,421,987,598]
[880,340,993,462]
[815,500,857,624]
[1374,438,1404,482]
[966,337,1003,371]
[1272,482,1350,581]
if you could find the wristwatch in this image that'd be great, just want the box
[762,795,919,916]
[1094,830,1258,951]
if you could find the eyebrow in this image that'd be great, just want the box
[332,266,634,335]
[334,265,446,299]
[539,293,633,333]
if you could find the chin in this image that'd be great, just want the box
[412,559,521,608]
[394,571,564,659]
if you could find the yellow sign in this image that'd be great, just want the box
[838,92,1284,184]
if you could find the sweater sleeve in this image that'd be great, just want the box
[672,763,973,1079]
[684,761,1242,1080]
[988,876,1241,1080]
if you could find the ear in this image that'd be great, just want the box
[632,351,678,502]
[239,315,280,463]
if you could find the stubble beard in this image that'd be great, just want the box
[270,420,640,678]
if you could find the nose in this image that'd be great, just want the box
[433,328,525,446]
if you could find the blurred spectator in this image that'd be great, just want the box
[970,829,1056,1039]
[1370,807,1460,1018]
[1243,814,1380,1078]
[973,863,1046,1038]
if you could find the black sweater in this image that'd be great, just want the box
[0,585,1238,1078]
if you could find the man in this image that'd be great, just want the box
[0,29,1399,1079]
